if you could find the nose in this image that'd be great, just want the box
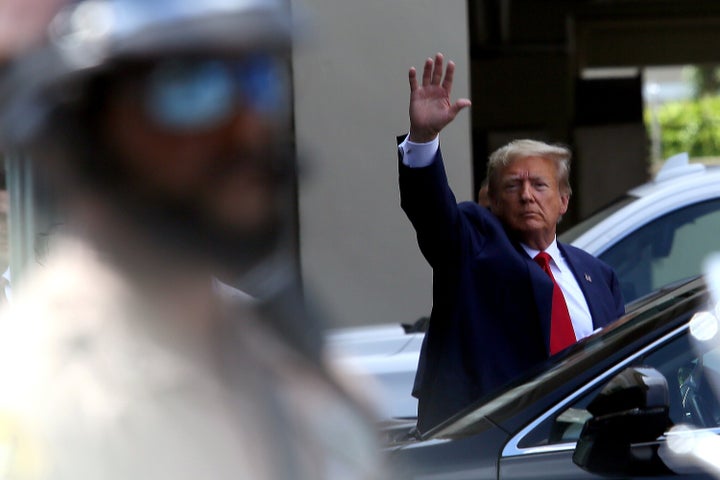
[520,180,534,202]
[228,107,277,149]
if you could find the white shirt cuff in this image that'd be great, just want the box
[399,135,439,168]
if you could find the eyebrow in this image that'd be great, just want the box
[503,173,549,183]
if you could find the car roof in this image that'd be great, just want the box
[629,156,720,199]
[563,154,720,253]
[422,276,710,441]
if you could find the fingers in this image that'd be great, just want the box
[409,52,471,111]
[451,98,472,115]
[442,60,455,96]
[431,53,444,86]
[416,53,457,91]
[408,67,418,92]
[421,56,433,87]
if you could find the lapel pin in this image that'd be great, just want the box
[585,273,592,283]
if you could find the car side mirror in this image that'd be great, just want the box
[573,366,675,476]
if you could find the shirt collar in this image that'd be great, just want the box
[522,238,563,270]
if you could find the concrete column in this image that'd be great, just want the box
[291,0,472,327]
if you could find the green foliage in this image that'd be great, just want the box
[688,65,720,97]
[646,95,720,160]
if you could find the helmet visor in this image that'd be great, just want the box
[144,56,289,131]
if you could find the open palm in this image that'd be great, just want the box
[408,53,471,143]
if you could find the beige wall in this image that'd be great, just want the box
[291,0,472,327]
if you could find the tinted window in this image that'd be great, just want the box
[599,199,720,303]
[522,325,720,448]
[560,195,636,243]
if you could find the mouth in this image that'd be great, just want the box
[207,145,294,183]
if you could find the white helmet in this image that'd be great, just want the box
[0,0,294,147]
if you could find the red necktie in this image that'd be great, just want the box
[534,252,576,355]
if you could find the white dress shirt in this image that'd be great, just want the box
[398,134,438,168]
[522,241,594,341]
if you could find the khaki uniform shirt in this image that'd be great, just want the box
[0,236,384,479]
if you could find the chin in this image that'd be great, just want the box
[210,200,278,236]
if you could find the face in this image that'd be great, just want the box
[490,155,569,250]
[97,58,290,238]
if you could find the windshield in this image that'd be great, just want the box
[560,195,637,243]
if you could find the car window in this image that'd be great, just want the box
[560,195,636,244]
[599,199,720,303]
[520,325,720,449]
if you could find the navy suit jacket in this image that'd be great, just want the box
[399,146,625,433]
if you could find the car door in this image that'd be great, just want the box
[498,322,720,479]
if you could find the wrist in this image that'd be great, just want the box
[408,129,438,144]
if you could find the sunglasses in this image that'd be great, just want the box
[141,56,289,131]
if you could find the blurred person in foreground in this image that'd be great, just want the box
[398,53,625,432]
[0,0,385,478]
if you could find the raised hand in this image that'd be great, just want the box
[408,52,471,143]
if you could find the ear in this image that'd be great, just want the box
[488,193,501,213]
[559,193,569,215]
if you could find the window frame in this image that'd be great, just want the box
[502,322,689,458]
